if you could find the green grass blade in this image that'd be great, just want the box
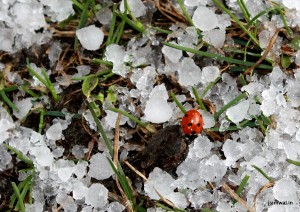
[162,42,272,69]
[192,87,207,111]
[149,26,172,34]
[74,0,92,50]
[70,0,83,10]
[201,77,221,98]
[0,89,18,111]
[107,4,117,45]
[239,74,247,86]
[233,175,249,204]
[286,159,300,167]
[26,64,47,87]
[170,91,186,114]
[251,165,273,182]
[38,108,45,134]
[40,68,59,102]
[237,0,250,23]
[11,182,25,212]
[116,12,146,33]
[107,158,134,203]
[86,101,113,156]
[14,175,32,211]
[114,16,126,44]
[214,92,247,120]
[3,144,33,166]
[26,61,58,102]
[108,107,147,128]
[20,85,39,98]
[10,176,30,209]
[208,121,257,131]
[177,0,194,26]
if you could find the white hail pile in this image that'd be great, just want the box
[1,0,300,211]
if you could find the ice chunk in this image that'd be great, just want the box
[188,135,213,159]
[185,0,203,7]
[201,110,215,129]
[48,41,62,67]
[166,192,188,209]
[58,166,74,182]
[259,30,271,48]
[120,0,146,18]
[76,25,104,51]
[222,140,244,166]
[192,6,217,31]
[107,202,125,212]
[178,58,202,86]
[260,89,277,116]
[201,66,220,83]
[13,98,33,120]
[282,0,300,11]
[31,146,54,167]
[135,66,156,91]
[283,142,300,160]
[105,44,128,77]
[203,29,226,48]
[178,27,198,56]
[56,192,77,212]
[41,0,75,22]
[189,190,213,209]
[46,122,63,141]
[144,84,172,123]
[273,178,298,202]
[0,118,15,133]
[71,65,91,79]
[270,66,285,85]
[0,29,14,52]
[73,181,88,200]
[144,167,175,200]
[88,153,114,180]
[11,2,47,32]
[8,137,31,156]
[72,145,87,159]
[226,100,250,124]
[287,81,300,107]
[97,7,113,25]
[241,82,264,96]
[25,202,44,212]
[200,155,227,181]
[74,161,88,179]
[85,183,108,208]
[105,110,128,128]
[295,51,300,66]
[162,43,182,63]
[0,145,12,171]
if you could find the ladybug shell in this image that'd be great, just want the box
[181,109,204,135]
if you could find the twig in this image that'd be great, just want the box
[252,181,275,210]
[124,161,181,210]
[244,29,280,76]
[114,112,121,164]
[222,183,255,212]
[113,113,134,212]
[124,160,148,181]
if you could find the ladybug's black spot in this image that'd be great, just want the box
[197,123,201,127]
[188,123,192,126]
[191,131,196,134]
[184,114,188,117]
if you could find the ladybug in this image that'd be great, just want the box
[181,109,204,135]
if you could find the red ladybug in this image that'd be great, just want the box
[181,109,204,135]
